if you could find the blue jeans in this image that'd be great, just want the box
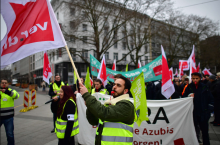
[0,117,15,145]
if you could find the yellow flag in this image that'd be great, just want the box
[130,72,148,126]
[126,64,128,72]
[74,70,77,84]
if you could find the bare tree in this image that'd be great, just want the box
[116,0,173,67]
[52,0,136,63]
[157,10,219,67]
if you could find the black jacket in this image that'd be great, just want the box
[183,82,214,118]
[209,80,220,99]
[49,81,61,113]
[146,82,155,100]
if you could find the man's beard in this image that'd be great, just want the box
[112,90,124,98]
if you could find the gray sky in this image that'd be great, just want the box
[1,0,220,40]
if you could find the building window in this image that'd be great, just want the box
[70,48,76,61]
[122,54,126,61]
[70,35,75,42]
[130,43,134,49]
[70,21,75,29]
[104,26,109,35]
[122,42,126,50]
[68,63,73,72]
[145,45,148,53]
[33,63,35,70]
[70,8,75,16]
[105,52,109,60]
[57,12,59,20]
[81,64,86,72]
[83,24,87,31]
[53,52,55,61]
[145,56,148,64]
[49,54,51,62]
[131,55,134,60]
[83,36,87,44]
[114,53,118,60]
[114,41,117,48]
[113,30,117,39]
[152,42,155,48]
[82,49,88,58]
[94,50,97,58]
[33,55,35,61]
[82,11,86,17]
[58,48,62,57]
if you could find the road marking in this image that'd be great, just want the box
[14,101,32,108]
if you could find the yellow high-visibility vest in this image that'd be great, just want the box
[52,82,65,97]
[55,99,79,139]
[91,88,108,95]
[0,88,19,117]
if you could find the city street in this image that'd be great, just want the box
[1,86,220,145]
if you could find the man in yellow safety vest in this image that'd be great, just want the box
[79,75,135,145]
[91,79,109,95]
[49,73,64,133]
[0,78,19,145]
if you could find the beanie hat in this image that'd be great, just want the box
[209,75,216,80]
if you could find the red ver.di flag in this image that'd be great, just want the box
[97,55,107,87]
[1,0,66,68]
[179,60,189,71]
[43,51,52,84]
[161,45,175,99]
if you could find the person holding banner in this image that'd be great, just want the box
[53,86,79,145]
[0,78,20,145]
[91,79,109,95]
[183,72,214,145]
[79,75,135,145]
[49,74,65,133]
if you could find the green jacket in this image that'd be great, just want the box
[82,92,135,145]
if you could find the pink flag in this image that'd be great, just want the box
[112,59,116,71]
[138,59,142,68]
[189,45,197,81]
[202,68,212,76]
[1,0,66,68]
[196,62,200,73]
[43,51,52,84]
[179,62,184,79]
[169,67,174,80]
[97,55,107,87]
[174,68,178,77]
[90,77,93,86]
[161,45,175,99]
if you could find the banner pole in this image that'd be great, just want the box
[65,45,81,83]
[92,75,94,88]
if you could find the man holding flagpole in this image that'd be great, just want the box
[79,75,135,145]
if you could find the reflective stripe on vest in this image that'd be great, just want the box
[97,120,133,144]
[56,118,78,125]
[56,125,79,133]
[91,88,107,95]
[102,136,133,142]
[55,99,79,139]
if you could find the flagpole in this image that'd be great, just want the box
[65,45,81,83]
[179,62,183,79]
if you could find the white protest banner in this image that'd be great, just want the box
[76,94,198,145]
